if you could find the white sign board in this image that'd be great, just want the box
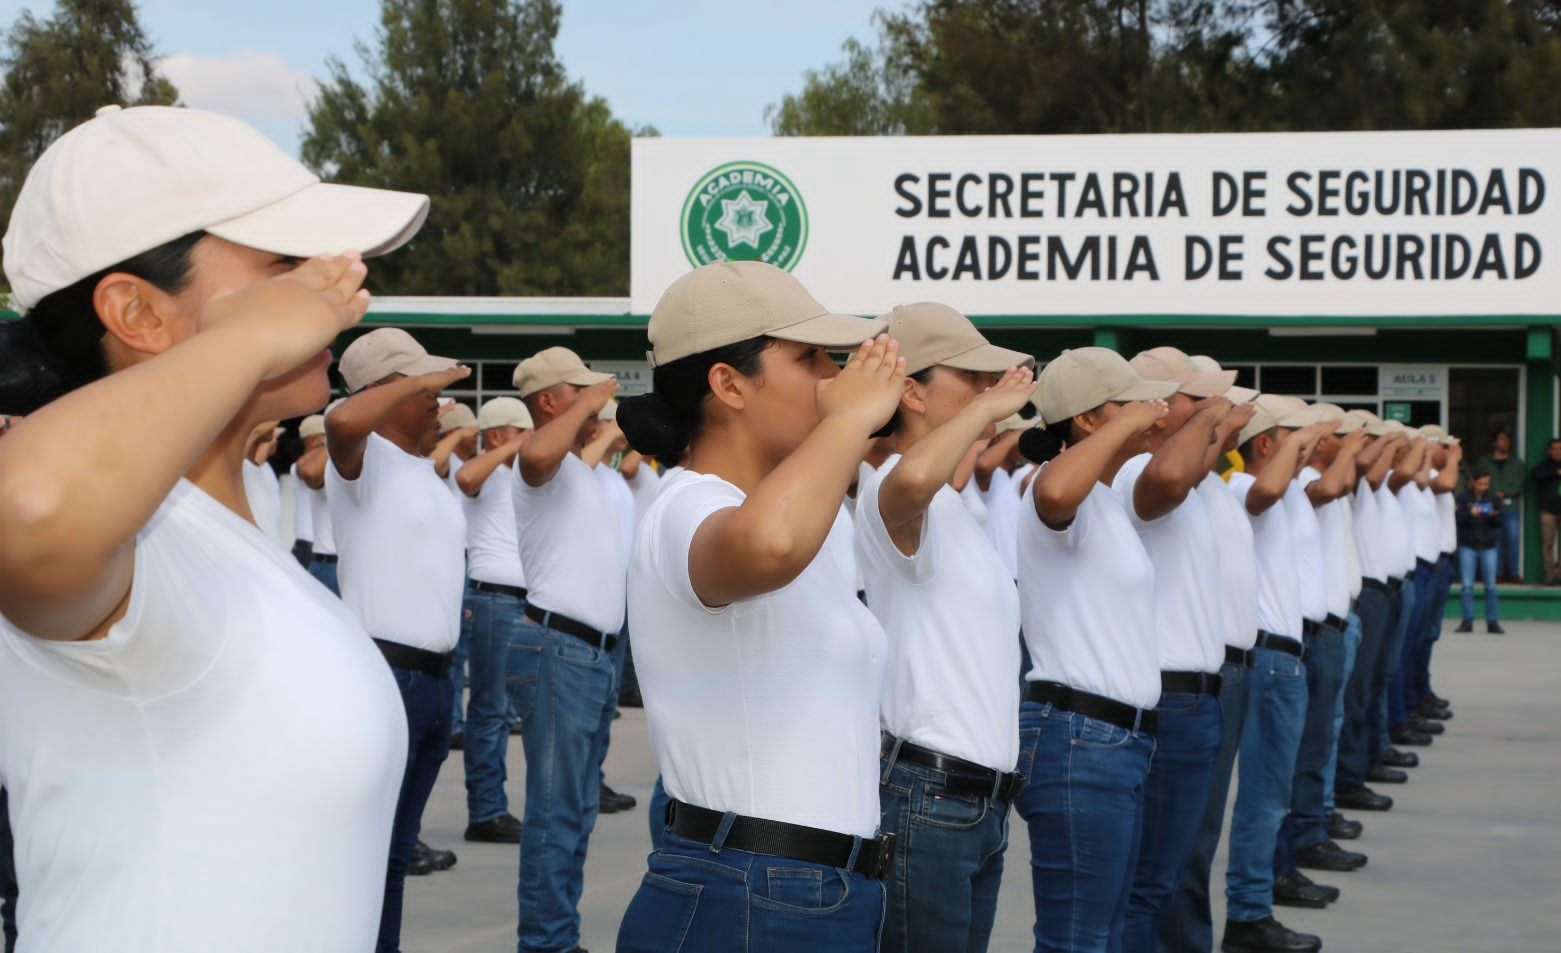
[591,360,652,397]
[631,131,1561,318]
[1380,365,1445,400]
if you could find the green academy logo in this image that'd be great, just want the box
[680,161,808,270]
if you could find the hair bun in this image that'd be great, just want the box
[617,392,692,461]
[1018,425,1066,465]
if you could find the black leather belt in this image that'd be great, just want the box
[665,799,895,879]
[1324,613,1346,631]
[474,581,528,600]
[1362,578,1389,594]
[1302,619,1322,638]
[1025,680,1157,735]
[312,553,338,564]
[1256,631,1307,660]
[373,638,453,678]
[1161,671,1222,695]
[525,605,617,652]
[880,735,1025,802]
[1224,645,1255,668]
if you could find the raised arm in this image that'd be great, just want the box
[1244,423,1327,516]
[1433,444,1463,492]
[295,445,329,490]
[580,419,627,470]
[430,426,476,479]
[1363,434,1404,490]
[1388,439,1428,492]
[974,428,1024,491]
[326,365,471,481]
[0,254,369,641]
[1205,403,1255,473]
[1307,427,1364,505]
[455,431,530,498]
[1133,397,1230,522]
[688,336,906,607]
[877,367,1034,556]
[1032,400,1169,530]
[517,379,618,487]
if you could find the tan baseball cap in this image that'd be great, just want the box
[1313,402,1360,435]
[1034,347,1177,426]
[1263,394,1322,429]
[3,105,429,313]
[995,411,1038,433]
[881,302,1033,376]
[648,261,885,367]
[1227,384,1260,404]
[437,402,477,433]
[599,399,619,422]
[1419,424,1448,441]
[1130,346,1236,399]
[478,397,534,431]
[512,346,613,398]
[298,414,326,440]
[1188,354,1223,374]
[339,328,458,393]
[1237,395,1289,446]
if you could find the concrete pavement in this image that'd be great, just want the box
[403,621,1561,953]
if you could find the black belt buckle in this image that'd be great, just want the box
[868,832,896,877]
[996,772,1027,802]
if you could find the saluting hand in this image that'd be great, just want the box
[202,252,371,381]
[576,378,620,417]
[971,366,1036,424]
[818,334,907,433]
[1117,399,1170,432]
[410,364,472,395]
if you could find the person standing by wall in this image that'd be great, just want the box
[1528,439,1561,585]
[1455,472,1505,634]
[1477,429,1525,582]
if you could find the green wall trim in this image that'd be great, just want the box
[1447,586,1561,622]
[1527,326,1554,361]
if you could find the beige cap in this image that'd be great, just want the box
[339,328,458,393]
[996,411,1038,433]
[1345,409,1393,437]
[882,302,1033,376]
[648,261,885,367]
[599,399,618,422]
[437,402,478,433]
[1034,347,1177,426]
[1237,395,1286,446]
[3,105,429,313]
[1419,424,1448,441]
[1313,402,1361,435]
[1130,346,1236,399]
[512,346,612,398]
[298,414,326,440]
[1227,384,1260,404]
[1381,419,1411,436]
[478,396,533,431]
[1188,354,1223,374]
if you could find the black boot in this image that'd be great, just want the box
[1221,916,1323,953]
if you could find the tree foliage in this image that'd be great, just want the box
[0,0,177,277]
[770,0,1561,135]
[302,0,643,296]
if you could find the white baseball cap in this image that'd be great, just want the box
[478,397,533,431]
[1130,346,1236,398]
[3,105,430,312]
[298,414,326,440]
[437,402,478,433]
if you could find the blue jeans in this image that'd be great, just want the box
[1225,646,1306,923]
[1322,612,1362,819]
[1389,566,1433,730]
[1,787,15,953]
[450,583,477,733]
[1124,691,1221,953]
[648,775,671,852]
[292,538,313,569]
[308,556,340,596]
[464,589,521,824]
[1156,661,1248,953]
[1372,582,1412,757]
[1277,621,1347,869]
[507,615,617,953]
[1336,585,1390,790]
[878,750,1010,953]
[1499,505,1522,577]
[599,622,630,789]
[1459,546,1500,624]
[1411,556,1455,710]
[1014,701,1155,953]
[378,665,455,953]
[616,829,886,953]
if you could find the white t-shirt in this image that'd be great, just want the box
[1300,467,1353,619]
[462,461,526,589]
[1340,493,1363,598]
[979,467,1022,579]
[959,480,988,527]
[1375,482,1414,578]
[1199,473,1259,651]
[856,455,1020,771]
[1404,484,1441,563]
[1016,474,1161,710]
[290,464,314,544]
[626,464,664,525]
[1434,477,1457,555]
[512,452,627,634]
[1353,478,1386,583]
[1283,478,1328,623]
[1112,453,1224,674]
[328,433,466,652]
[307,479,336,556]
[241,459,286,547]
[628,470,887,838]
[821,503,862,599]
[596,462,638,568]
[0,480,405,953]
[1228,472,1304,638]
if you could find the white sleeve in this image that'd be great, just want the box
[649,480,745,611]
[854,461,934,584]
[1109,453,1162,529]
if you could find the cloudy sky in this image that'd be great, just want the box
[0,0,903,153]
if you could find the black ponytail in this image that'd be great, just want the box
[617,336,772,461]
[1018,418,1075,465]
[0,231,204,414]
